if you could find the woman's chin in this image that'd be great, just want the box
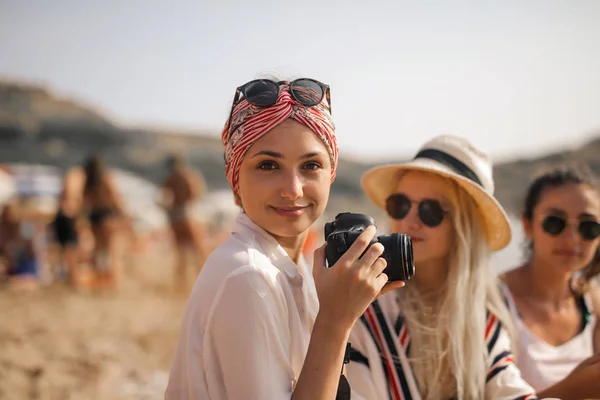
[268,220,315,241]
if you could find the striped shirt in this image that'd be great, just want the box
[346,291,538,400]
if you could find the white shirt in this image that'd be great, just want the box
[501,284,596,392]
[165,212,319,400]
[347,291,537,400]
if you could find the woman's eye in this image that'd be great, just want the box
[258,161,277,170]
[303,161,322,171]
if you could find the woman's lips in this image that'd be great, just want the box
[406,235,424,242]
[553,249,580,258]
[271,205,308,218]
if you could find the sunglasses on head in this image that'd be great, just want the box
[385,193,448,228]
[226,78,331,134]
[542,215,600,241]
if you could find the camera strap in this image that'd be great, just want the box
[336,343,352,400]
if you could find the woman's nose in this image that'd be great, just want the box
[561,222,581,246]
[279,171,303,200]
[403,204,422,230]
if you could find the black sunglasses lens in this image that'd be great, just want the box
[579,220,600,241]
[542,216,566,236]
[418,200,445,227]
[386,194,411,220]
[290,79,324,106]
[244,80,279,107]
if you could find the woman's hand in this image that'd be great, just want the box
[312,225,405,331]
[563,353,600,394]
[538,352,600,400]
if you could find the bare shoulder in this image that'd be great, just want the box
[103,172,121,194]
[65,167,85,189]
[501,265,528,297]
[103,171,116,186]
[162,172,175,188]
[65,167,82,180]
[187,169,202,183]
[587,281,600,312]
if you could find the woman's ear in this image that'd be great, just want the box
[233,191,243,209]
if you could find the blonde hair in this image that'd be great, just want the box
[396,176,514,400]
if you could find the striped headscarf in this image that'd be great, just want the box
[221,87,338,192]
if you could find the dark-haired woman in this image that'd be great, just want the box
[502,165,600,399]
[82,156,131,289]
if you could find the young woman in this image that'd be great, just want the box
[82,156,131,288]
[501,166,600,399]
[346,134,537,400]
[160,154,208,290]
[165,78,403,400]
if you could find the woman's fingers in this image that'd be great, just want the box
[355,242,384,271]
[370,255,387,276]
[335,226,377,267]
[376,281,405,299]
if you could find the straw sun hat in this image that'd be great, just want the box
[361,134,511,251]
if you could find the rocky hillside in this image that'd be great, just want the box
[1,80,598,219]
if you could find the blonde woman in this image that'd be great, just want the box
[346,135,537,399]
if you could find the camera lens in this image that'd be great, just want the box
[377,233,415,282]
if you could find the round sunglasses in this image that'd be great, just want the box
[385,193,448,227]
[542,215,600,241]
[226,78,331,135]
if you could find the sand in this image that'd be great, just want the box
[0,242,191,400]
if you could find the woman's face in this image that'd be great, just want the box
[237,119,332,241]
[390,171,455,267]
[524,183,600,274]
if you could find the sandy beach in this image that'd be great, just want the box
[0,242,190,400]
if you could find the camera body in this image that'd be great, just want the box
[324,212,415,282]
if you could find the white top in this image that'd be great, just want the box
[165,212,319,400]
[347,291,537,400]
[501,284,596,392]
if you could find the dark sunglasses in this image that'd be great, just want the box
[385,193,448,228]
[542,215,600,241]
[226,78,331,135]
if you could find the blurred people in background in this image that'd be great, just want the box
[0,202,21,280]
[82,155,132,290]
[50,165,85,285]
[501,165,600,399]
[159,154,207,291]
[0,201,41,290]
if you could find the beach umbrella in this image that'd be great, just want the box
[8,163,62,198]
[3,164,61,216]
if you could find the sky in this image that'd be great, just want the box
[1,0,600,162]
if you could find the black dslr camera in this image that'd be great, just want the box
[324,212,415,282]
